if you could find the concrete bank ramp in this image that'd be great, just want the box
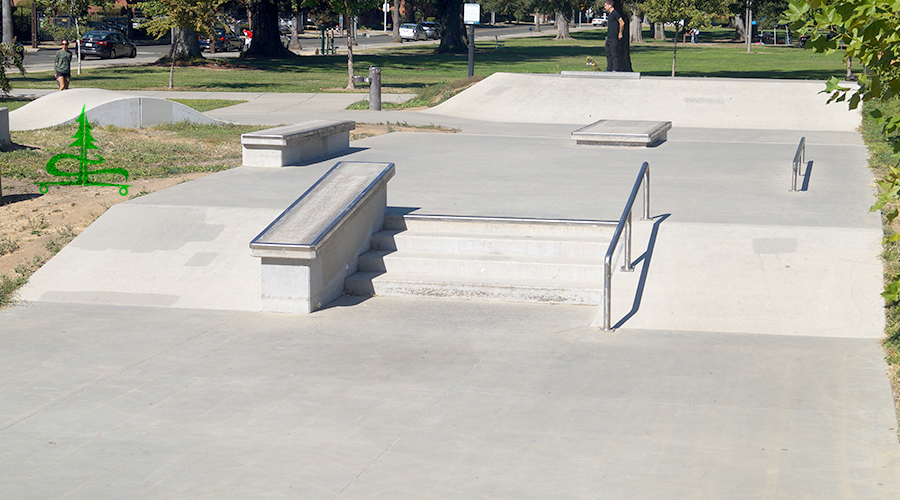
[423,73,861,131]
[9,88,220,131]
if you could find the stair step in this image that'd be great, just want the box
[345,272,604,305]
[358,250,617,281]
[383,213,617,238]
[370,229,613,258]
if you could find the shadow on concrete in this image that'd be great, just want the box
[614,213,670,329]
[289,147,368,167]
[801,160,814,192]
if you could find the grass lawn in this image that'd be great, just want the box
[9,29,859,94]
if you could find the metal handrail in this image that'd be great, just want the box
[791,137,806,192]
[602,162,650,331]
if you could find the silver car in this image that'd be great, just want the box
[399,23,426,41]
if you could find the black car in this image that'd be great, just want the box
[199,28,244,52]
[79,30,136,59]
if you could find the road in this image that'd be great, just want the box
[21,23,602,73]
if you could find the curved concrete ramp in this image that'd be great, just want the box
[423,72,861,131]
[9,88,220,131]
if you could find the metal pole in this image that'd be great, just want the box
[31,1,38,48]
[622,210,633,272]
[642,165,650,220]
[368,66,381,110]
[467,24,474,78]
[603,259,612,330]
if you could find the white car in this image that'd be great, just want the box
[399,23,426,41]
[592,15,607,27]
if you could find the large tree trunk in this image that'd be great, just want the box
[2,0,14,46]
[615,1,632,72]
[391,0,401,42]
[731,14,746,41]
[654,22,665,40]
[630,12,642,43]
[244,0,293,57]
[555,11,570,40]
[534,13,541,33]
[437,0,466,53]
[172,26,202,58]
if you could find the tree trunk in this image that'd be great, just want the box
[671,34,677,76]
[654,22,665,40]
[555,11,570,40]
[290,11,301,50]
[391,0,401,42]
[534,13,541,33]
[732,14,746,41]
[437,0,465,53]
[2,0,13,46]
[244,0,293,57]
[171,26,202,58]
[630,12,642,43]
[346,34,355,89]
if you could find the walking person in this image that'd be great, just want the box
[604,0,625,72]
[54,40,73,91]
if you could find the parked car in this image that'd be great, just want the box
[591,14,607,27]
[418,21,441,39]
[399,23,426,41]
[199,28,244,52]
[78,30,136,59]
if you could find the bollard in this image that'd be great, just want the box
[368,67,381,111]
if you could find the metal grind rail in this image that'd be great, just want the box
[791,137,806,192]
[601,162,650,331]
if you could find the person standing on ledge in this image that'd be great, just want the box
[604,0,625,72]
[54,40,73,91]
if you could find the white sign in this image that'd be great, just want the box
[464,3,481,25]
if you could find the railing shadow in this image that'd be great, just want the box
[801,160,814,192]
[613,213,670,329]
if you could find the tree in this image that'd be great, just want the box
[785,0,900,298]
[391,0,400,42]
[0,41,24,94]
[141,0,225,88]
[436,0,465,53]
[638,0,735,75]
[245,0,294,57]
[306,0,381,88]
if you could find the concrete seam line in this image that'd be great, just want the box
[331,323,520,499]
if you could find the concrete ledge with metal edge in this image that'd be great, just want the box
[249,161,395,313]
[241,120,356,167]
[561,71,642,79]
[572,120,672,147]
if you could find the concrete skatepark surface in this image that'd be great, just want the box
[3,75,899,498]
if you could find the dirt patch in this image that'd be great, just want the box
[0,174,211,279]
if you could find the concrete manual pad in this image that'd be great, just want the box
[572,119,672,147]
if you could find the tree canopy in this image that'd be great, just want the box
[786,0,900,297]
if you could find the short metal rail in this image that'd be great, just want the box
[791,137,806,192]
[602,162,650,331]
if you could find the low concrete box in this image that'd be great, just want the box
[250,161,395,313]
[572,119,672,147]
[241,120,356,167]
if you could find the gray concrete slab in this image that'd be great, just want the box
[3,75,897,497]
[1,300,898,498]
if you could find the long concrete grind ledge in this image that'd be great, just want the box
[423,72,862,131]
[9,88,220,131]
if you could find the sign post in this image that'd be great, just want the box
[464,3,480,78]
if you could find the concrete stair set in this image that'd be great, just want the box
[345,213,622,304]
